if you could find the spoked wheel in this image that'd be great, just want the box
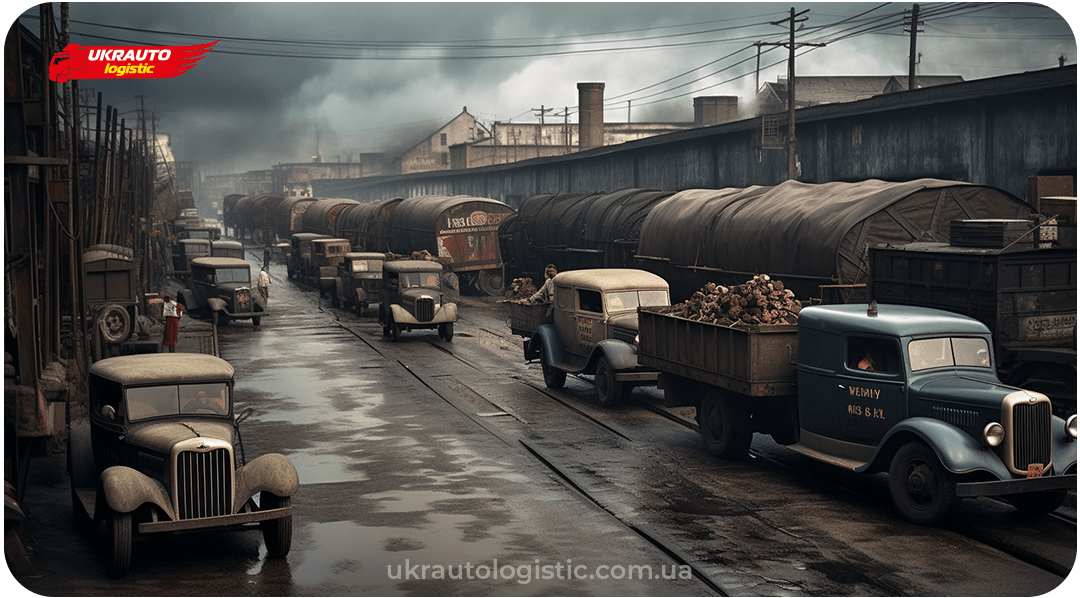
[260,493,293,558]
[105,507,132,578]
[697,390,752,458]
[594,356,624,408]
[888,440,958,526]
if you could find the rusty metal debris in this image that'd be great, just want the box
[657,274,802,326]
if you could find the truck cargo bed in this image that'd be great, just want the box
[637,307,798,396]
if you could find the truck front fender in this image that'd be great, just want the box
[206,297,228,313]
[589,339,640,372]
[1051,415,1077,473]
[178,289,197,313]
[99,466,176,520]
[526,324,564,363]
[233,453,299,512]
[354,287,369,304]
[859,417,1013,479]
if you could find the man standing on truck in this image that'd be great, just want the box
[529,264,558,304]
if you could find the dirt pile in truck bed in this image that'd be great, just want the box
[656,274,802,326]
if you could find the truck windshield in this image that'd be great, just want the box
[125,383,230,421]
[400,272,440,289]
[908,337,992,371]
[215,268,250,284]
[351,260,379,273]
[605,290,670,313]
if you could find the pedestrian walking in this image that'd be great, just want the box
[258,267,271,303]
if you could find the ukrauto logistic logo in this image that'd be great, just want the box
[48,40,218,83]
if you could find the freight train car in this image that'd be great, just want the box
[498,188,675,281]
[222,194,248,238]
[334,197,404,253]
[249,194,286,246]
[274,197,318,243]
[387,195,515,295]
[634,179,1036,302]
[301,197,360,237]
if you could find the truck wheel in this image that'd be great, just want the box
[260,493,293,558]
[888,441,958,525]
[595,356,624,407]
[698,390,752,458]
[98,304,133,344]
[439,322,454,342]
[1006,490,1068,515]
[252,317,261,327]
[106,507,132,578]
[389,313,401,342]
[540,349,566,389]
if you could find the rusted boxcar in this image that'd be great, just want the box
[388,195,515,295]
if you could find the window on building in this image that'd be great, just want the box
[440,133,447,146]
[440,153,449,165]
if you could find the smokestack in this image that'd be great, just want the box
[577,82,605,151]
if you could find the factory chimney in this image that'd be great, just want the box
[577,82,605,151]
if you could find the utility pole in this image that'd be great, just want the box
[764,7,824,180]
[906,4,922,90]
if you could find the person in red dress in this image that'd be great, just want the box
[162,295,184,352]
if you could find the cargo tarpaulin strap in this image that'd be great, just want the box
[635,179,1033,301]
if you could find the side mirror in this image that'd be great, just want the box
[101,405,116,420]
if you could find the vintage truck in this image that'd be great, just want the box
[286,232,329,280]
[523,269,671,406]
[331,251,385,314]
[70,353,298,577]
[179,257,267,327]
[637,302,1077,525]
[379,260,457,341]
[308,237,352,296]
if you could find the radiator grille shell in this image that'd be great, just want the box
[171,439,234,520]
[415,296,435,322]
[1001,392,1053,476]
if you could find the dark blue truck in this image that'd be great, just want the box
[639,302,1077,525]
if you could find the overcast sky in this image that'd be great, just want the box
[7,2,1077,175]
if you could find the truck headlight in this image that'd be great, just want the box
[982,422,1005,447]
[1067,414,1077,441]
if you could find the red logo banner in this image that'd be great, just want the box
[48,40,218,83]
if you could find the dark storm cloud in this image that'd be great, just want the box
[8,2,1076,174]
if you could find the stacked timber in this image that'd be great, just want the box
[657,275,802,326]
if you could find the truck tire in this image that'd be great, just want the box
[438,322,454,342]
[697,390,752,458]
[260,492,293,558]
[888,440,958,526]
[106,507,132,578]
[595,356,624,408]
[98,304,132,344]
[540,348,566,389]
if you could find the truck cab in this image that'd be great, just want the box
[309,237,352,294]
[525,269,670,406]
[70,353,297,577]
[793,304,1077,524]
[379,260,457,341]
[286,233,329,279]
[180,257,267,326]
[332,252,384,314]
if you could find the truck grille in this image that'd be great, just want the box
[235,288,251,311]
[175,448,232,519]
[416,296,435,322]
[1010,400,1052,473]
